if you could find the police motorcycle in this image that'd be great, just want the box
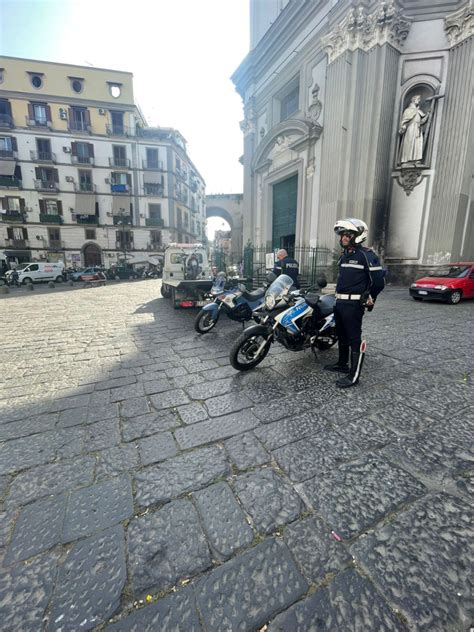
[194,272,277,334]
[229,274,337,371]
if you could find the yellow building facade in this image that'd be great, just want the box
[0,56,206,267]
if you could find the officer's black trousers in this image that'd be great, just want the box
[334,301,364,352]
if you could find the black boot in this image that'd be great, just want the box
[336,349,365,388]
[324,345,349,373]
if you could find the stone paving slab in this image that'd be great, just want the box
[127,499,211,596]
[137,431,178,466]
[224,431,270,470]
[174,410,260,449]
[121,410,179,442]
[268,568,407,631]
[351,493,473,631]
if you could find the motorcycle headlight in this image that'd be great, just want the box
[265,295,276,310]
[434,284,448,290]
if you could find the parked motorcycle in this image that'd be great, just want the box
[229,274,337,371]
[194,272,275,334]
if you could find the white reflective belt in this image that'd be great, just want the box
[340,263,364,269]
[369,266,382,270]
[336,293,362,300]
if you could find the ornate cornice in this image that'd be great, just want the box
[444,0,473,46]
[321,1,412,64]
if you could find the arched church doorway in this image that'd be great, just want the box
[83,243,102,266]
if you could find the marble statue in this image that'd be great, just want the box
[398,95,429,164]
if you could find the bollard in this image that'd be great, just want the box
[115,275,120,281]
[129,275,134,281]
[68,280,74,287]
[26,283,34,291]
[48,281,55,288]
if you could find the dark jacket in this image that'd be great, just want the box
[336,246,384,299]
[274,256,300,287]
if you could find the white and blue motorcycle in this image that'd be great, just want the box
[229,274,337,371]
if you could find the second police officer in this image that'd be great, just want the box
[325,218,385,388]
[273,248,300,288]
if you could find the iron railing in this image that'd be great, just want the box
[109,157,130,168]
[30,150,56,162]
[39,213,63,224]
[68,120,91,133]
[0,114,13,128]
[143,160,164,171]
[72,155,94,165]
[74,182,96,193]
[34,179,58,191]
[0,149,15,159]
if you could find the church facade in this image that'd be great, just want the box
[232,0,473,281]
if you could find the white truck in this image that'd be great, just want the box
[160,243,213,308]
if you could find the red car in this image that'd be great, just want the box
[409,262,474,304]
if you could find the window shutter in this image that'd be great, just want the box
[89,143,94,157]
[68,108,73,122]
[53,168,59,182]
[130,203,133,214]
[39,199,45,214]
[28,103,34,119]
[71,142,77,156]
[45,105,52,121]
[14,165,22,180]
[84,110,91,126]
[19,198,25,212]
[7,227,14,239]
[23,228,28,239]
[95,201,99,216]
[11,137,17,152]
[126,173,132,186]
[57,200,63,216]
[35,167,41,179]
[116,230,120,242]
[0,197,5,210]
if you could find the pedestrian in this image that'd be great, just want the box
[324,218,385,388]
[10,268,20,287]
[273,248,300,288]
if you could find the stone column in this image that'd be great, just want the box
[240,98,257,247]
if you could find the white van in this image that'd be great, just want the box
[15,262,65,285]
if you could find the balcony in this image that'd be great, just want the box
[34,180,59,192]
[6,238,28,248]
[175,167,188,181]
[143,185,164,197]
[175,190,188,204]
[48,240,65,250]
[143,160,164,171]
[113,215,132,226]
[111,183,130,194]
[106,124,132,137]
[109,157,131,168]
[115,240,134,250]
[74,183,96,193]
[30,150,56,163]
[76,215,98,225]
[39,213,63,224]
[0,114,14,128]
[68,120,91,133]
[25,116,50,128]
[1,211,26,223]
[145,217,164,227]
[0,149,16,159]
[71,155,94,165]
[0,176,22,189]
[147,242,162,250]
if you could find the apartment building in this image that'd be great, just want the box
[0,56,206,267]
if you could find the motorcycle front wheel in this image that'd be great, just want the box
[194,309,218,334]
[229,331,271,371]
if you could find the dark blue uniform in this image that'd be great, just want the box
[335,246,384,350]
[273,256,300,288]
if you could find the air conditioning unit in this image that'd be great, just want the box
[65,176,74,183]
[105,178,111,184]
[63,146,72,153]
[59,108,68,120]
[98,108,106,115]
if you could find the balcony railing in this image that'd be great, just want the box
[75,215,98,224]
[0,149,16,159]
[34,180,59,191]
[68,120,91,133]
[40,213,63,224]
[111,183,130,193]
[0,114,14,128]
[74,182,96,193]
[145,217,164,227]
[48,240,65,250]
[71,155,94,165]
[30,150,56,163]
[109,157,131,168]
[0,176,22,188]
[113,215,132,225]
[106,124,132,137]
[25,116,49,128]
[6,238,28,248]
[143,185,164,197]
[1,211,26,223]
[143,160,164,171]
[175,167,188,181]
[115,240,134,250]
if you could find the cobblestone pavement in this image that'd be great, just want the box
[0,281,472,631]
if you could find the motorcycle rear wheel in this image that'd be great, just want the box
[194,309,218,334]
[230,332,271,371]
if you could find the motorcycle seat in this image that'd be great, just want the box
[305,293,320,308]
[238,285,266,301]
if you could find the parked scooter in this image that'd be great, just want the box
[229,274,337,371]
[194,272,276,334]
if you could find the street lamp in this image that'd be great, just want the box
[116,207,130,263]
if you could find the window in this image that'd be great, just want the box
[113,145,128,167]
[177,207,183,229]
[36,138,52,160]
[71,79,83,93]
[85,228,96,240]
[73,142,94,164]
[183,212,189,228]
[35,167,58,184]
[70,107,90,131]
[116,230,133,248]
[45,200,59,214]
[78,170,93,191]
[110,111,124,134]
[48,228,61,244]
[0,99,13,126]
[150,230,161,245]
[144,183,162,196]
[279,80,300,121]
[31,74,43,89]
[111,172,128,185]
[0,137,12,151]
[33,103,48,125]
[148,204,161,219]
[146,148,159,169]
[6,197,20,211]
[109,83,122,98]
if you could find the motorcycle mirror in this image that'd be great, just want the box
[317,276,327,289]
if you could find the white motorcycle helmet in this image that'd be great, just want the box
[334,218,368,245]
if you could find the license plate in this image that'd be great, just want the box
[196,301,206,307]
[418,290,428,295]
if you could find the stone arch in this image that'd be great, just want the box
[82,242,102,266]
[206,194,244,257]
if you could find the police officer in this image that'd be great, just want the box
[324,218,384,388]
[273,249,300,288]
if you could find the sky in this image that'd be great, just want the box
[0,0,249,202]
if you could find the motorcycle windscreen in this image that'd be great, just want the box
[265,274,294,302]
[211,273,226,294]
